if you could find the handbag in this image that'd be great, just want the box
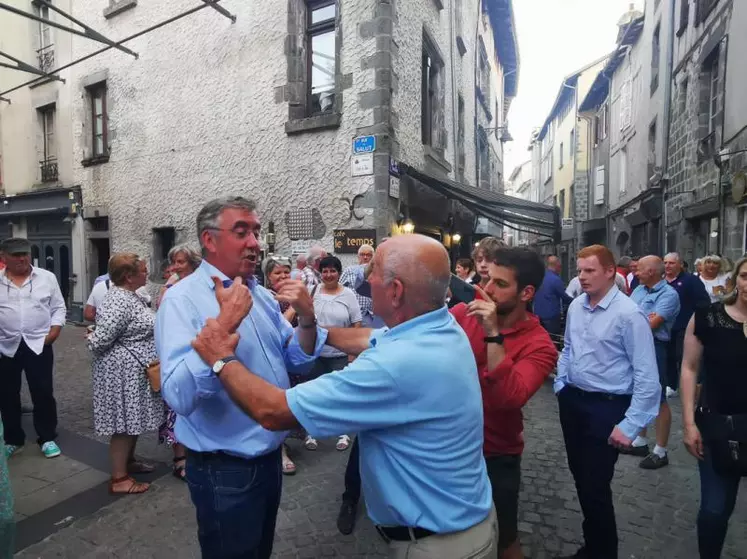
[116,342,161,393]
[696,407,747,477]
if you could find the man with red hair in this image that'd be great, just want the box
[553,245,660,559]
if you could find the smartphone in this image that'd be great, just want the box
[449,274,476,304]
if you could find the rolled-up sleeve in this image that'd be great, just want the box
[656,291,681,323]
[617,312,661,439]
[49,277,67,327]
[286,353,399,438]
[278,309,328,373]
[156,296,221,417]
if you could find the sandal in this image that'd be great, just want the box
[304,436,318,451]
[173,456,187,482]
[109,475,150,495]
[127,460,156,474]
[281,447,296,476]
[336,435,351,451]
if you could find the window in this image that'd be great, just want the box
[307,1,337,114]
[477,38,491,114]
[37,104,57,182]
[620,78,633,130]
[477,128,490,189]
[570,129,575,158]
[596,103,608,143]
[33,1,54,72]
[152,227,176,281]
[569,184,575,217]
[594,165,605,205]
[648,118,657,180]
[559,142,564,168]
[559,190,566,218]
[677,0,689,36]
[696,0,719,26]
[88,82,108,159]
[421,34,444,149]
[679,78,689,114]
[619,147,628,194]
[651,24,660,95]
[455,0,466,56]
[707,52,719,135]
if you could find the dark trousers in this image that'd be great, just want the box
[697,447,741,559]
[0,340,57,447]
[558,386,631,559]
[186,448,282,559]
[665,329,686,391]
[342,436,361,504]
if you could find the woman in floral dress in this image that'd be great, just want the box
[88,253,164,495]
[156,245,201,481]
[0,420,14,558]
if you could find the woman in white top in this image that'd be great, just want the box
[310,255,362,451]
[700,255,729,303]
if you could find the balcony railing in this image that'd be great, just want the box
[37,45,55,74]
[40,158,58,182]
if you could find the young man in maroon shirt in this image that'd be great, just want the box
[451,246,558,559]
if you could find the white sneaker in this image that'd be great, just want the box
[665,387,677,399]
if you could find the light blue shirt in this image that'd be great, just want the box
[630,280,681,342]
[286,307,492,533]
[554,285,661,440]
[156,261,327,458]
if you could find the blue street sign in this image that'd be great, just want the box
[353,135,376,154]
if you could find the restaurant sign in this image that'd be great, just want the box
[333,229,376,254]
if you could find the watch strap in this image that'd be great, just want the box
[483,334,504,344]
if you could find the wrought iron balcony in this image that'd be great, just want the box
[37,45,55,74]
[40,158,58,182]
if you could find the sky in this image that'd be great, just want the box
[503,0,642,176]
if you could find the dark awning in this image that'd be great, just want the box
[399,164,560,242]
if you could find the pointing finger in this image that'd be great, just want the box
[212,276,224,292]
[473,284,490,301]
[233,276,244,287]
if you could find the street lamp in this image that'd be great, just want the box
[402,220,415,234]
[452,233,462,243]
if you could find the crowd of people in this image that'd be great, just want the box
[0,195,745,558]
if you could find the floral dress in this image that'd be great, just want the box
[88,286,164,436]
[0,420,14,558]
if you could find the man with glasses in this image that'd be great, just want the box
[156,197,326,559]
[0,238,66,460]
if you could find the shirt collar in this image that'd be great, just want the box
[197,260,257,291]
[0,266,39,286]
[644,279,668,293]
[375,306,451,343]
[582,284,620,311]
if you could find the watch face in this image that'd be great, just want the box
[212,360,225,374]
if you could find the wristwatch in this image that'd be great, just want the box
[212,356,238,376]
[483,334,505,345]
[298,314,318,329]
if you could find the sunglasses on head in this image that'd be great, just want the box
[268,255,291,266]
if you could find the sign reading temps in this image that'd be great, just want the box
[334,229,377,254]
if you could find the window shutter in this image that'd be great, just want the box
[594,166,605,205]
[620,78,632,130]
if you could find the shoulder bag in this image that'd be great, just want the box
[116,341,161,393]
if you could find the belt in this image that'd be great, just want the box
[375,525,436,542]
[186,447,280,464]
[564,384,632,402]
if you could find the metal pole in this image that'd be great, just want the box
[0,50,65,82]
[200,0,236,22]
[0,1,225,98]
[34,0,138,58]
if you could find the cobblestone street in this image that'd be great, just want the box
[8,328,747,558]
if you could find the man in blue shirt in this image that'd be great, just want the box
[533,255,573,336]
[663,252,710,395]
[190,234,497,559]
[554,245,660,559]
[629,256,681,470]
[156,197,326,559]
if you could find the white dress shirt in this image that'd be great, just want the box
[0,267,67,357]
[86,280,151,310]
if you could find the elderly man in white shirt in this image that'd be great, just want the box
[0,238,66,460]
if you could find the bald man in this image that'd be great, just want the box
[533,255,573,336]
[628,256,680,469]
[191,234,497,559]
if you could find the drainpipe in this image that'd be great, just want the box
[449,0,459,174]
[661,0,676,253]
[717,35,729,255]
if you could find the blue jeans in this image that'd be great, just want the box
[186,448,282,559]
[698,447,741,559]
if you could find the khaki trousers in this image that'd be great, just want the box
[386,505,498,559]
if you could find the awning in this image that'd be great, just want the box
[399,164,561,242]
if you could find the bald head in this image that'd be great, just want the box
[546,255,561,273]
[637,255,665,287]
[371,234,450,326]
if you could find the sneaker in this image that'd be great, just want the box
[619,444,649,457]
[666,387,678,399]
[303,436,318,451]
[41,441,61,459]
[639,452,669,470]
[337,500,358,535]
[4,444,23,460]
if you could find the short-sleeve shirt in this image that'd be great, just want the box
[700,275,729,303]
[313,287,362,357]
[285,306,492,533]
[86,280,152,309]
[630,280,681,342]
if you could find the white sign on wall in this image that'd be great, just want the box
[562,218,574,229]
[389,176,400,199]
[351,153,374,177]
